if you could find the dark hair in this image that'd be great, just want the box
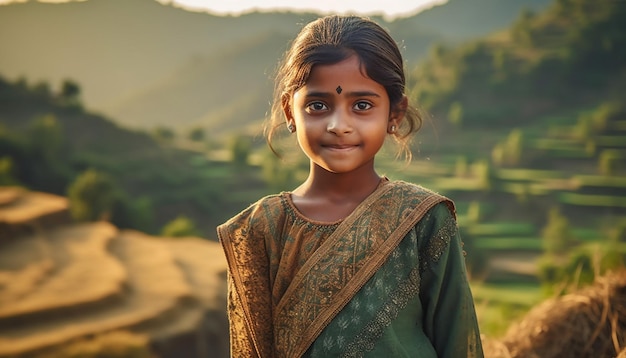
[266,15,422,160]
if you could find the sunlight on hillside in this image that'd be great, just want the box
[1,0,625,356]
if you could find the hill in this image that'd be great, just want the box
[399,0,551,41]
[1,187,623,357]
[1,0,625,345]
[0,0,550,135]
[0,75,269,235]
[0,186,229,358]
[410,0,626,128]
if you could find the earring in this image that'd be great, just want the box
[287,123,295,133]
[389,125,396,134]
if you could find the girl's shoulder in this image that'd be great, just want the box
[385,179,456,218]
[218,193,288,233]
[386,179,439,195]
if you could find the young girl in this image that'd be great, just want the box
[217,15,484,358]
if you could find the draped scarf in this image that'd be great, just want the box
[218,180,451,358]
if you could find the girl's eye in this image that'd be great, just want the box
[306,101,328,112]
[354,101,372,111]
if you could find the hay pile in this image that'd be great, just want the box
[484,269,626,358]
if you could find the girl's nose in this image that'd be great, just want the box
[326,111,353,135]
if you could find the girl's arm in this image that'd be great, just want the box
[419,203,484,358]
[218,200,276,358]
[226,270,260,358]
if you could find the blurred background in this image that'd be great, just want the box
[0,0,625,357]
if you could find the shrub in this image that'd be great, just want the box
[67,169,118,221]
[0,156,17,185]
[229,135,252,167]
[541,207,575,255]
[161,215,201,238]
[598,150,623,176]
[448,101,464,127]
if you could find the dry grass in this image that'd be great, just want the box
[0,260,54,308]
[32,330,155,358]
[0,228,191,356]
[0,188,71,241]
[0,186,24,206]
[153,237,229,358]
[113,230,191,300]
[484,269,626,358]
[0,222,126,320]
[0,190,68,224]
[0,189,228,357]
[161,237,227,309]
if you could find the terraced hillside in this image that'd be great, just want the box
[0,187,229,358]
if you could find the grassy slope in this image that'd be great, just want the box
[0,0,550,134]
[0,77,270,235]
[1,0,624,338]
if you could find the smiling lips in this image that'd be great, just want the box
[323,143,359,150]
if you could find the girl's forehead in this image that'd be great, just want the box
[294,56,386,97]
[304,56,375,87]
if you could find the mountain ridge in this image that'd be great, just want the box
[0,0,550,133]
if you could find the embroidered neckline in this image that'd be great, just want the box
[281,177,389,226]
[281,193,343,227]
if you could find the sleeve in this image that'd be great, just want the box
[418,202,484,358]
[217,202,275,358]
[226,270,259,358]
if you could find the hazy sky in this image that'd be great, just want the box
[0,0,446,19]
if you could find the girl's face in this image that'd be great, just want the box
[284,55,400,175]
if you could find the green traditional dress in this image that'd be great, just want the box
[217,179,484,358]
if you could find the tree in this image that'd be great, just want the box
[512,8,536,45]
[110,194,154,232]
[598,150,622,176]
[471,160,493,191]
[591,102,622,133]
[466,201,482,223]
[230,135,251,167]
[28,114,63,160]
[161,215,200,237]
[153,126,175,142]
[448,102,464,128]
[505,129,524,166]
[0,157,17,185]
[430,43,447,61]
[32,81,51,98]
[455,156,469,178]
[541,207,574,256]
[188,127,205,142]
[492,128,524,167]
[67,169,118,221]
[60,79,81,102]
[492,49,507,72]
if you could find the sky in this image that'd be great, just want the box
[0,0,447,20]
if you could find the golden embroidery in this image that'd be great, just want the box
[274,183,447,357]
[219,181,453,358]
[421,216,457,271]
[339,266,421,357]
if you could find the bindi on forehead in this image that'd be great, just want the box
[336,86,342,94]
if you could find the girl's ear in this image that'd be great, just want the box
[391,95,408,123]
[388,96,408,133]
[282,93,294,123]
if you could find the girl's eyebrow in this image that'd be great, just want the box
[347,91,381,98]
[304,90,381,98]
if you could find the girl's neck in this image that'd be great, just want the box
[293,164,382,203]
[289,165,383,223]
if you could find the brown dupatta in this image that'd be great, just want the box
[218,180,451,358]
